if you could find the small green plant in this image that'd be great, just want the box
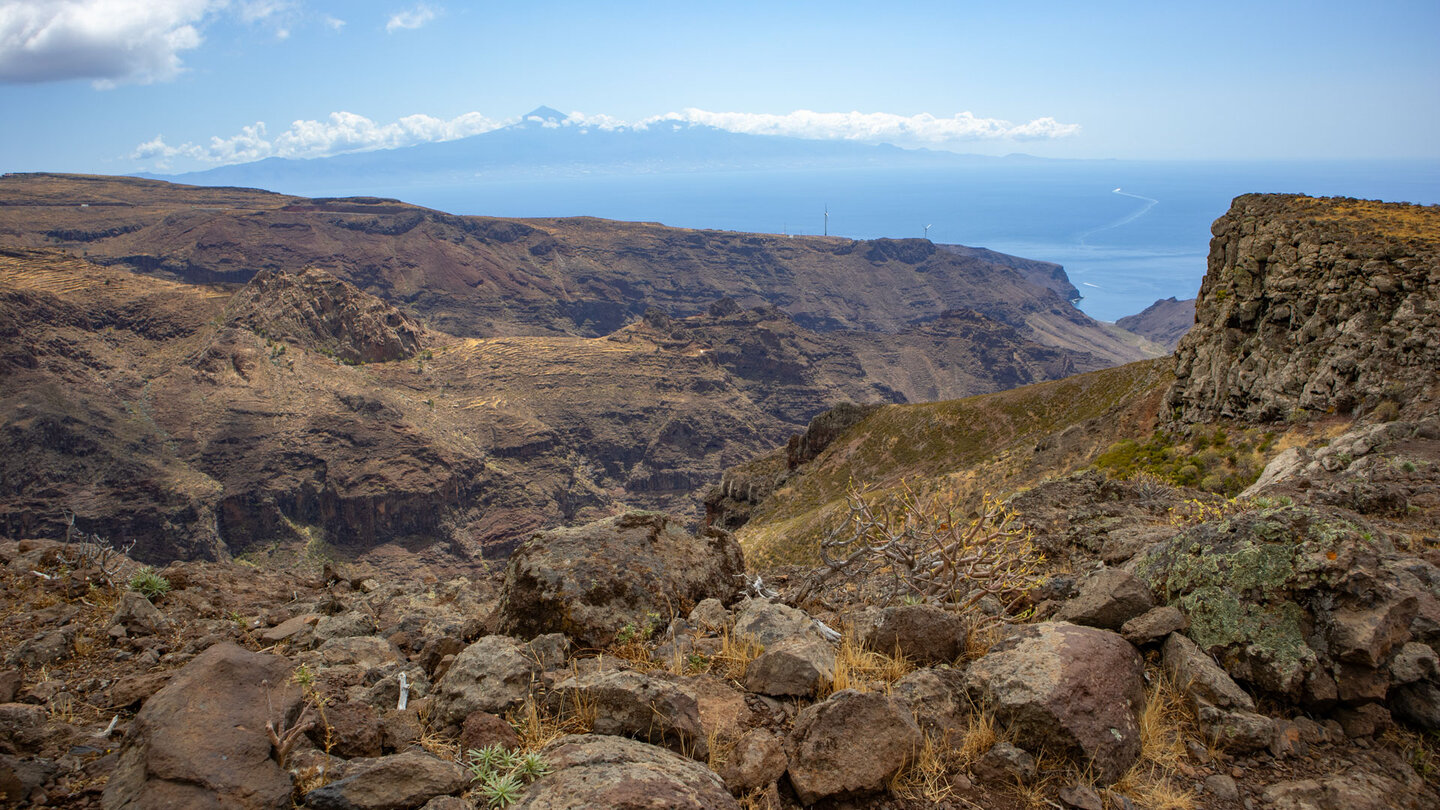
[128,568,171,600]
[467,746,547,808]
[480,772,525,808]
[515,752,551,781]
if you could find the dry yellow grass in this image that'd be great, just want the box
[1113,668,1200,810]
[818,628,914,698]
[712,626,765,682]
[508,684,596,753]
[890,731,965,803]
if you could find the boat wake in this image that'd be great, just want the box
[1079,187,1159,245]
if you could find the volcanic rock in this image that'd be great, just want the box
[102,642,301,810]
[496,512,744,647]
[964,622,1145,783]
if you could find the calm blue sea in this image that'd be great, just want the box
[362,160,1440,322]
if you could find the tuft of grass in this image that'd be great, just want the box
[1113,667,1200,810]
[507,686,595,753]
[891,732,959,802]
[818,628,913,699]
[712,626,764,682]
[1383,726,1440,786]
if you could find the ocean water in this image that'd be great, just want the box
[371,160,1440,322]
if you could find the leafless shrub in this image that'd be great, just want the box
[264,680,317,770]
[60,510,136,585]
[795,484,1045,616]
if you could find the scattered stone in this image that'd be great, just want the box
[892,667,970,738]
[262,613,320,644]
[459,711,520,752]
[1262,770,1427,810]
[743,636,835,697]
[787,689,922,805]
[1333,703,1393,738]
[1389,642,1440,684]
[0,703,47,755]
[102,643,302,810]
[315,611,379,642]
[972,741,1037,784]
[547,669,706,758]
[689,598,729,630]
[858,603,966,664]
[497,512,744,648]
[965,622,1145,783]
[1120,605,1187,646]
[1055,567,1156,630]
[1058,782,1104,810]
[524,633,570,671]
[515,734,738,809]
[108,591,170,637]
[730,599,818,646]
[0,672,20,705]
[303,750,468,810]
[362,710,413,755]
[321,701,385,758]
[430,635,537,727]
[1204,773,1240,803]
[1391,681,1440,729]
[1162,633,1256,711]
[1197,705,1275,754]
[717,728,786,793]
[315,636,404,670]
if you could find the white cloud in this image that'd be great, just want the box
[0,0,219,87]
[132,106,1080,168]
[135,110,508,165]
[637,108,1081,144]
[323,15,345,30]
[385,3,436,33]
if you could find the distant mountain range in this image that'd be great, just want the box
[143,106,1043,195]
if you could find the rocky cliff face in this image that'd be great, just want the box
[1167,195,1440,423]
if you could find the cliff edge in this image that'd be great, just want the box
[1167,194,1440,423]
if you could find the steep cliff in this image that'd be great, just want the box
[1167,195,1440,423]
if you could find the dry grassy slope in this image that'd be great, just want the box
[0,173,1158,366]
[736,357,1174,565]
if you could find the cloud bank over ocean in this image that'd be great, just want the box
[133,107,1082,167]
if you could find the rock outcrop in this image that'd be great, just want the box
[224,267,424,364]
[1168,195,1440,423]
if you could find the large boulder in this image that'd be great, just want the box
[964,622,1145,783]
[102,643,302,810]
[1134,505,1439,705]
[514,734,738,809]
[430,635,538,727]
[497,512,745,648]
[787,689,923,805]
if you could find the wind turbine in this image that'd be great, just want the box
[824,205,829,237]
[924,224,933,239]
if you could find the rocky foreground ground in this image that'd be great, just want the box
[2,413,1438,809]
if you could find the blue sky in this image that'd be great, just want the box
[2,0,1438,174]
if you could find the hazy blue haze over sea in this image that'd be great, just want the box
[298,159,1440,323]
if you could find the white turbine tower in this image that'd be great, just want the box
[824,205,829,237]
[924,224,933,239]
